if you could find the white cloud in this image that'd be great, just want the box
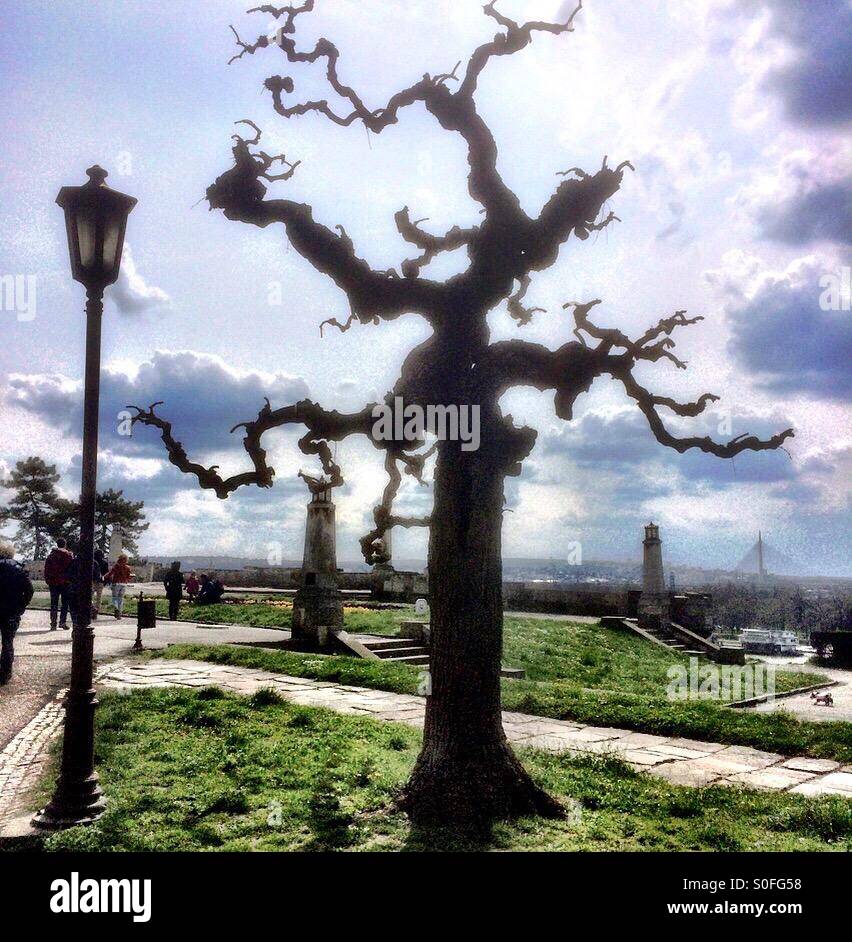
[109,243,170,315]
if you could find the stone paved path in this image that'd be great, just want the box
[0,691,65,826]
[0,666,113,827]
[98,658,852,798]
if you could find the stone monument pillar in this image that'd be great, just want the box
[291,482,343,646]
[638,522,669,630]
[108,525,124,564]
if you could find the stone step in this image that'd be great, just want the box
[362,638,420,652]
[383,654,431,666]
[372,646,428,659]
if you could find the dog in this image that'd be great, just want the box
[810,690,834,706]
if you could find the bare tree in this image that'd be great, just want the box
[131,1,793,830]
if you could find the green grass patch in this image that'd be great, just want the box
[152,640,852,763]
[502,615,816,696]
[34,688,852,852]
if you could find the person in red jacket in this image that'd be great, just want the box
[185,571,200,603]
[105,555,134,619]
[44,538,74,630]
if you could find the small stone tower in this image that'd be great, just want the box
[638,522,670,630]
[291,482,344,646]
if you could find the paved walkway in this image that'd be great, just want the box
[749,658,852,723]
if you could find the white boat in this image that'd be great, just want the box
[738,628,800,655]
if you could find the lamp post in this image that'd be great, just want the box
[33,166,136,829]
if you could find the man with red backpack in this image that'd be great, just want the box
[44,538,74,630]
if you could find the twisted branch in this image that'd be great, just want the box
[394,206,478,278]
[613,371,795,457]
[129,395,434,563]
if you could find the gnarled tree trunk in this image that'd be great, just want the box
[403,438,563,829]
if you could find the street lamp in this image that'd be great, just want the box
[33,166,136,829]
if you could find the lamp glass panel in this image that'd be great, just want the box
[101,216,120,273]
[76,208,98,269]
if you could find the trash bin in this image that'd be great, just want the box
[134,596,157,650]
[137,599,157,630]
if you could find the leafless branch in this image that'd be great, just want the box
[506,275,546,326]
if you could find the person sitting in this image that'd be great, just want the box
[185,570,200,604]
[197,574,225,605]
[163,561,184,621]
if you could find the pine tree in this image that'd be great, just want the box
[48,488,149,557]
[1,457,63,559]
[95,489,148,557]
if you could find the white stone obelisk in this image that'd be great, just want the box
[107,525,124,564]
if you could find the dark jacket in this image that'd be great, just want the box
[163,571,184,598]
[44,547,74,587]
[67,556,101,585]
[198,579,224,605]
[93,555,109,584]
[0,558,34,619]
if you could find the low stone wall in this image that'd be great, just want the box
[502,582,630,616]
[132,564,716,620]
[203,566,428,602]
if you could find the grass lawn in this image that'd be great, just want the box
[33,687,852,852]
[153,637,852,763]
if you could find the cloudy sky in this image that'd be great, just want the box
[0,0,849,574]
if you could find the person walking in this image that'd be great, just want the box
[185,570,200,604]
[92,548,108,620]
[66,551,102,628]
[44,537,73,630]
[163,561,184,621]
[0,540,34,686]
[105,554,134,619]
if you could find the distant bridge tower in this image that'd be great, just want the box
[736,531,778,581]
[757,530,766,581]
